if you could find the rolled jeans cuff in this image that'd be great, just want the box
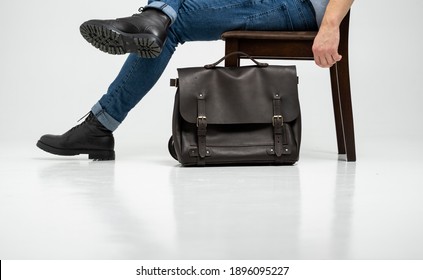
[91,102,121,132]
[145,1,177,24]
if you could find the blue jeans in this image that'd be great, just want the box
[92,0,318,131]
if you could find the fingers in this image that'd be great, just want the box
[313,42,342,67]
[316,53,342,68]
[312,26,342,68]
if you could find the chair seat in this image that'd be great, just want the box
[222,30,317,60]
[222,30,317,41]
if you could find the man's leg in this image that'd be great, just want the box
[170,0,317,42]
[36,25,180,160]
[79,0,318,57]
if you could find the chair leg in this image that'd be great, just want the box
[332,59,356,162]
[330,66,346,155]
[224,38,240,67]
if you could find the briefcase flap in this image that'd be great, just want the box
[177,65,300,125]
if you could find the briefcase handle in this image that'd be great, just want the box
[204,51,269,69]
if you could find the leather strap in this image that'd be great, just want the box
[170,78,179,87]
[273,94,284,157]
[197,93,207,165]
[204,51,268,69]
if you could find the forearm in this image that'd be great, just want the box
[312,0,354,68]
[320,0,354,29]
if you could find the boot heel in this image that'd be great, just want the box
[89,150,115,161]
[134,36,163,58]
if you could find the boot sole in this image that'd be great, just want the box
[80,21,164,58]
[36,140,115,161]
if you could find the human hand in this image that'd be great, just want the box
[312,25,342,68]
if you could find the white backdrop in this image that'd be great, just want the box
[1,0,422,157]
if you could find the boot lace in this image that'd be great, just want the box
[77,111,91,123]
[68,112,92,133]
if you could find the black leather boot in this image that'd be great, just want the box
[36,113,115,160]
[80,8,171,58]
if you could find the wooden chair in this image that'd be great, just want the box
[221,12,355,161]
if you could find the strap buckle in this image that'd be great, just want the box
[272,115,283,126]
[197,116,207,127]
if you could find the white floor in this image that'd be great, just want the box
[1,137,423,260]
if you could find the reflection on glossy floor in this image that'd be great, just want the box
[1,138,423,259]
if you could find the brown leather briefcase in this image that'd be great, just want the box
[168,52,301,166]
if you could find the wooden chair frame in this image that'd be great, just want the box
[222,12,355,161]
